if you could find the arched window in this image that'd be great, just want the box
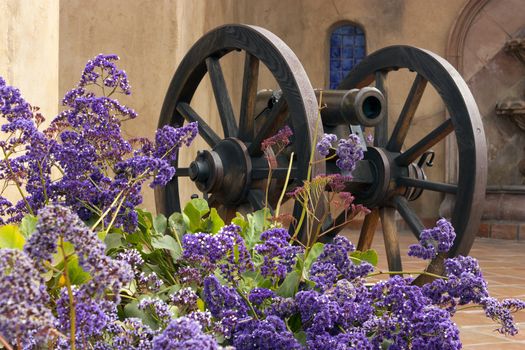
[329,24,366,89]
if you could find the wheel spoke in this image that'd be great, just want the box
[247,189,266,210]
[251,167,298,180]
[205,57,237,138]
[374,70,388,147]
[177,102,221,147]
[357,208,380,251]
[238,53,259,141]
[387,74,427,151]
[397,177,457,194]
[379,207,403,272]
[392,195,425,239]
[248,98,287,155]
[395,118,454,166]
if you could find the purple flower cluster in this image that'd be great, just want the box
[261,125,293,152]
[248,288,275,305]
[480,297,525,335]
[366,276,461,349]
[232,316,301,350]
[138,297,173,325]
[24,205,133,299]
[79,54,131,94]
[138,271,164,292]
[101,317,156,350]
[203,275,248,320]
[182,224,253,282]
[310,236,373,290]
[408,218,456,260]
[56,287,116,346]
[316,133,337,157]
[170,287,199,311]
[0,55,198,230]
[0,249,54,346]
[254,227,302,282]
[335,134,363,173]
[152,317,218,350]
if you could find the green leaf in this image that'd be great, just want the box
[153,214,167,235]
[66,255,91,285]
[276,270,300,297]
[183,199,210,232]
[0,225,25,250]
[240,208,270,250]
[151,235,182,261]
[294,331,307,346]
[19,215,38,238]
[124,301,158,329]
[168,212,186,239]
[304,242,324,274]
[197,298,205,312]
[350,249,378,267]
[104,232,123,251]
[208,208,225,234]
[137,208,154,233]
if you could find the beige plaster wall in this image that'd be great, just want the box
[0,0,59,120]
[58,0,468,220]
[0,0,59,200]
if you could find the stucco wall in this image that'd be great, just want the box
[0,0,59,201]
[55,0,466,220]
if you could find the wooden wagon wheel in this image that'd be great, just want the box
[333,46,487,283]
[155,24,325,221]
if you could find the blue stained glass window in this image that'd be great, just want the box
[329,24,366,89]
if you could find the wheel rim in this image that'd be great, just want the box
[155,24,325,223]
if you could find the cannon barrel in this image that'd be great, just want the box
[255,87,385,127]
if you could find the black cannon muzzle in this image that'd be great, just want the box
[255,87,385,127]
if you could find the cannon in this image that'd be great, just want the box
[155,24,487,277]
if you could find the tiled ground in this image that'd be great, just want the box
[342,230,525,349]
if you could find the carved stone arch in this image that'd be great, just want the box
[442,0,525,239]
[445,0,491,74]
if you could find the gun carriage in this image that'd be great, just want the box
[155,25,487,281]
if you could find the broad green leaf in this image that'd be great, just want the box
[294,331,307,346]
[168,212,186,239]
[276,270,300,297]
[184,199,210,232]
[241,209,271,250]
[0,225,25,249]
[124,301,158,329]
[153,214,167,235]
[137,209,154,231]
[104,232,123,251]
[19,214,38,238]
[66,255,91,285]
[303,242,324,274]
[208,208,225,234]
[350,249,379,267]
[152,235,182,261]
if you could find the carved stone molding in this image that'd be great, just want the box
[445,0,490,73]
[496,97,525,131]
[504,38,525,65]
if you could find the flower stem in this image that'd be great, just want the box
[0,334,13,350]
[367,270,447,280]
[59,237,76,350]
[274,152,294,220]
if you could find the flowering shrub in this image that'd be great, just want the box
[0,55,523,350]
